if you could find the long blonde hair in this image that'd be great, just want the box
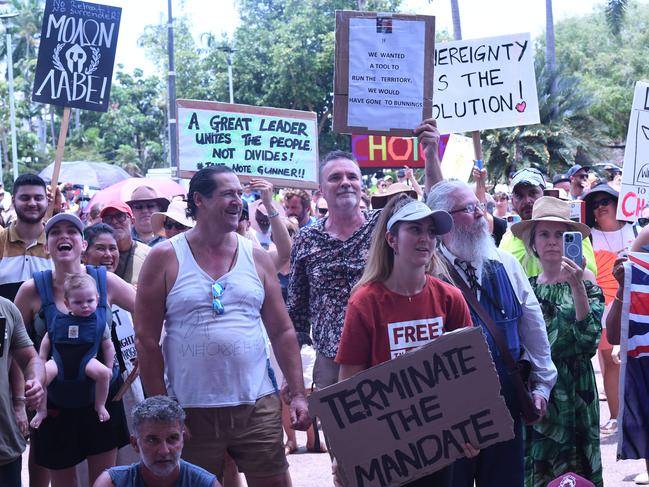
[352,194,447,294]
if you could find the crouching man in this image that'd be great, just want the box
[93,396,220,487]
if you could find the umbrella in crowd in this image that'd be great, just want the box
[39,161,131,190]
[85,177,187,210]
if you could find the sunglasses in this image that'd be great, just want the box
[163,219,187,231]
[591,197,615,210]
[212,282,225,315]
[638,218,649,227]
[450,202,485,214]
[131,203,159,211]
[317,208,328,215]
[102,213,128,224]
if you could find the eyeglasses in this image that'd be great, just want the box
[102,213,128,224]
[212,282,225,315]
[591,197,614,210]
[163,219,187,231]
[317,208,328,215]
[131,203,159,211]
[638,218,649,227]
[449,202,485,214]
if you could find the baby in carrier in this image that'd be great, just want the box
[31,272,116,427]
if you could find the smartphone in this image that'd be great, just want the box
[563,232,583,266]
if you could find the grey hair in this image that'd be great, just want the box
[132,396,186,438]
[426,179,471,213]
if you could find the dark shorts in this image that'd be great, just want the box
[32,384,129,470]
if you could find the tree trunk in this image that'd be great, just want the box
[546,0,558,119]
[450,0,462,40]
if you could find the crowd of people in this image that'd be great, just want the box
[0,118,647,487]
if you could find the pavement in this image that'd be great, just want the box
[20,356,648,486]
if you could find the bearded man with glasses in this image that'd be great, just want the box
[135,166,310,487]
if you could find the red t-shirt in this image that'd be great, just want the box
[336,275,472,367]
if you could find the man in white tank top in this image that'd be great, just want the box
[134,166,311,486]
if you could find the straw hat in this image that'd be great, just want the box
[151,200,195,235]
[510,196,590,240]
[371,182,418,209]
[127,185,170,211]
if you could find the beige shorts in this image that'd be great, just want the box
[182,394,288,479]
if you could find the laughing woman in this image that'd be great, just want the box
[335,194,476,487]
[14,214,136,487]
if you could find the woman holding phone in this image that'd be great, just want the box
[511,196,604,487]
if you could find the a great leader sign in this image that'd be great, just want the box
[177,100,319,189]
[309,327,514,487]
[32,0,122,112]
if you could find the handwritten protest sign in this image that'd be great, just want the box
[32,0,122,112]
[334,11,435,137]
[434,33,539,134]
[351,134,450,169]
[112,305,144,403]
[618,81,649,222]
[177,100,319,189]
[309,327,514,487]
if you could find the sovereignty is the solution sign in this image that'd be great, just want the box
[434,33,539,134]
[32,0,121,112]
[177,100,319,188]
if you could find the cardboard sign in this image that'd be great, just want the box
[440,134,474,182]
[32,0,122,112]
[309,327,514,487]
[112,305,144,401]
[177,100,319,189]
[351,134,450,169]
[618,81,649,222]
[334,11,435,137]
[434,33,539,134]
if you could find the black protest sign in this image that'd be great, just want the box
[309,327,514,487]
[32,0,121,112]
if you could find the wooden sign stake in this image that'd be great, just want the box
[46,106,71,218]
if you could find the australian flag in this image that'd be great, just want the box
[618,252,649,459]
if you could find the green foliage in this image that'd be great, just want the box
[605,0,628,36]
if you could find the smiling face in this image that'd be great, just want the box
[13,184,47,224]
[570,169,589,196]
[46,221,85,263]
[591,194,618,229]
[320,158,361,213]
[195,172,242,231]
[133,421,184,479]
[84,233,119,273]
[131,201,161,235]
[102,210,133,243]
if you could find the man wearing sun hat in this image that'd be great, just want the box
[100,202,150,286]
[499,167,597,277]
[126,186,170,247]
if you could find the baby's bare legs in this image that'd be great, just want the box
[30,359,59,428]
[85,358,112,422]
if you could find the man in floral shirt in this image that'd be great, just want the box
[287,151,380,390]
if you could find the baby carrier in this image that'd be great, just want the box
[34,265,118,408]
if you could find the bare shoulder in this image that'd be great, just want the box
[91,471,115,487]
[632,225,649,251]
[15,279,40,311]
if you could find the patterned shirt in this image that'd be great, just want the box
[288,210,380,358]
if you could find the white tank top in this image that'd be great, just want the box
[163,233,274,407]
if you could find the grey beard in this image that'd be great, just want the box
[446,218,497,266]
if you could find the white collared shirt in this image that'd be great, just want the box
[440,244,558,401]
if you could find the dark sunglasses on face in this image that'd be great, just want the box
[591,197,614,210]
[131,203,159,211]
[102,213,128,224]
[318,208,328,215]
[638,217,649,227]
[163,219,187,231]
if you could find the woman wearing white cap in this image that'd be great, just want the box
[335,194,477,486]
[511,196,604,487]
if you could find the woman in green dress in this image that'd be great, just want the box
[511,196,604,487]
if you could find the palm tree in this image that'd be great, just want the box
[450,0,461,40]
[546,0,558,119]
[606,0,628,35]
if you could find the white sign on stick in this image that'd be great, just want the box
[441,134,474,182]
[618,81,649,222]
[434,33,540,134]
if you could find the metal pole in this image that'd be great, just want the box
[227,53,234,104]
[167,0,178,175]
[7,30,17,180]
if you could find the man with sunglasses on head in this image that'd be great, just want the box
[100,202,151,287]
[135,167,311,487]
[126,187,170,248]
[498,167,598,277]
